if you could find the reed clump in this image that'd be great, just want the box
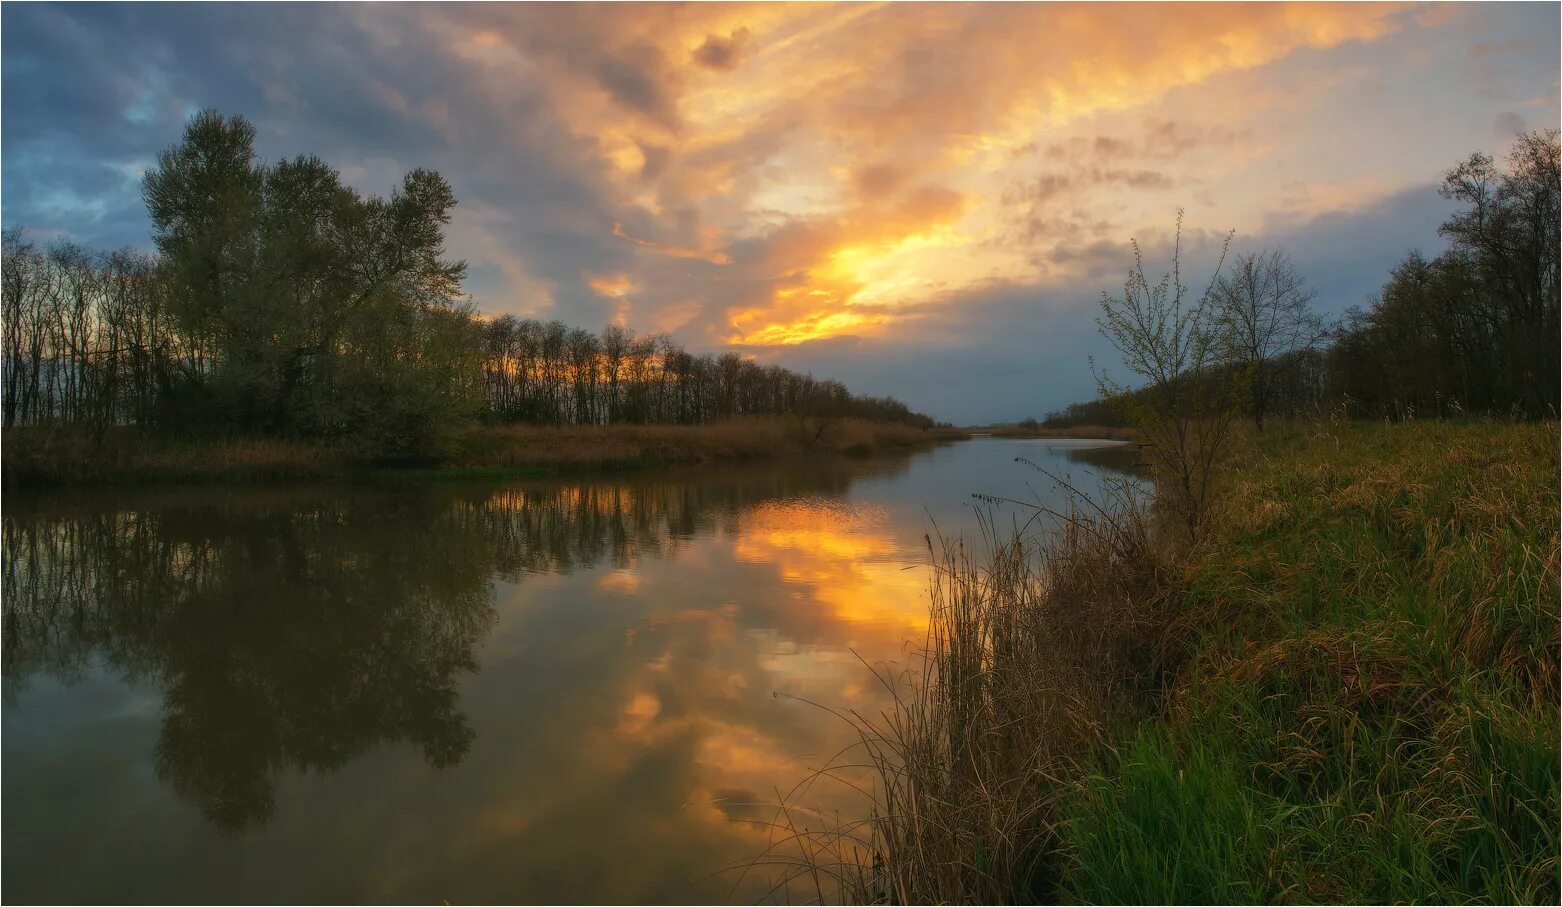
[783,419,1558,904]
[859,486,1166,904]
[755,469,1168,903]
[2,425,341,486]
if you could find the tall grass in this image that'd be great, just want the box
[1062,420,1559,904]
[754,469,1165,903]
[1,425,341,486]
[787,419,1558,904]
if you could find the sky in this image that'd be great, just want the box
[3,2,1558,424]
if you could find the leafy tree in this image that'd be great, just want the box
[142,110,475,453]
[1437,129,1560,415]
[1319,132,1559,420]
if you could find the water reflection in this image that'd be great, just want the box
[733,500,928,636]
[1060,439,1148,477]
[2,442,1136,903]
[3,489,499,833]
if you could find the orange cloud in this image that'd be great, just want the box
[587,272,636,298]
[429,3,1414,345]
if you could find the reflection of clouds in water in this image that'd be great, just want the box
[552,500,933,899]
[733,499,929,637]
[458,519,922,898]
[2,442,1102,903]
[5,458,934,901]
[597,568,644,594]
[617,691,662,735]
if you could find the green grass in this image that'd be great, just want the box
[1058,421,1559,904]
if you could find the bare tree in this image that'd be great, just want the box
[1212,248,1328,431]
[1094,211,1237,542]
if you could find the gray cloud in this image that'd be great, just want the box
[691,29,750,73]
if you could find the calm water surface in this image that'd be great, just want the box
[2,437,1139,904]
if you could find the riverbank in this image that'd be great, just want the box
[1,418,970,487]
[982,422,1139,441]
[828,419,1558,903]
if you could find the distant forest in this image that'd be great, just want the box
[1045,130,1559,429]
[1,111,935,458]
[6,113,1556,456]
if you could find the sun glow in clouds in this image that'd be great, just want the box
[431,2,1434,349]
[6,1,1555,419]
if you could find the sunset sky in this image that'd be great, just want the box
[4,2,1558,422]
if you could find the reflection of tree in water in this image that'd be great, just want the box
[4,493,496,833]
[474,456,906,578]
[1,453,915,833]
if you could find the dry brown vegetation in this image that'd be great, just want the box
[449,417,967,471]
[750,466,1167,903]
[2,425,340,486]
[3,417,970,486]
[855,479,1164,904]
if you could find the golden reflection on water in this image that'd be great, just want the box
[554,495,938,901]
[735,498,931,636]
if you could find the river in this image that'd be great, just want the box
[2,437,1140,904]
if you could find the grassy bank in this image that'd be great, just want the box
[814,420,1557,903]
[2,418,969,487]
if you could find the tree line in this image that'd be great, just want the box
[1049,129,1560,431]
[480,316,929,428]
[1,110,935,458]
[1328,129,1559,419]
[2,237,168,434]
